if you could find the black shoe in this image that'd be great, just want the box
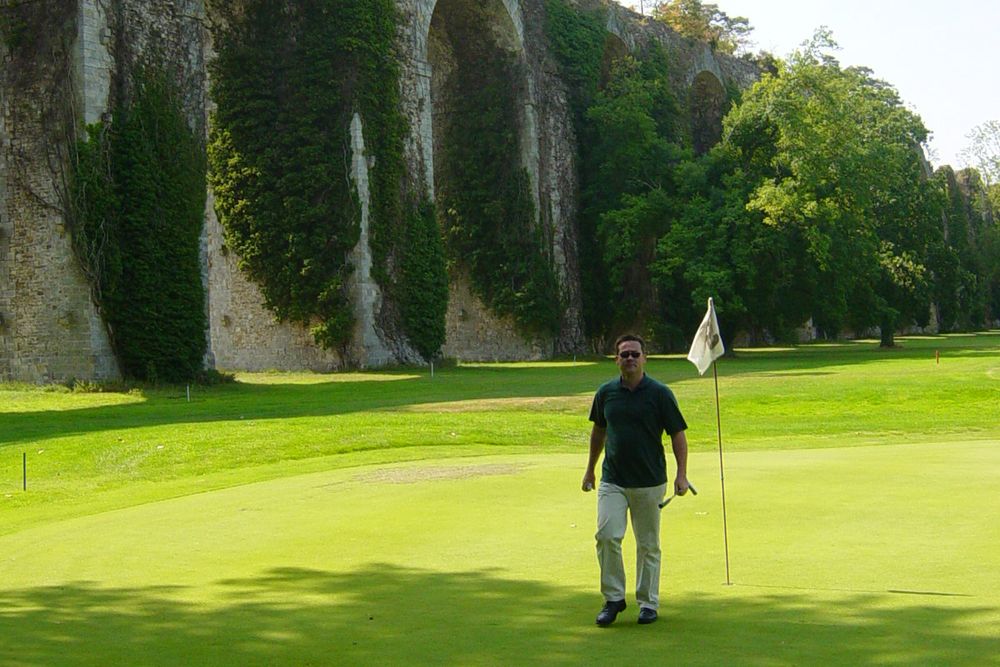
[596,599,626,626]
[637,607,658,624]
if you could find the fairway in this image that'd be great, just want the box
[1,333,999,665]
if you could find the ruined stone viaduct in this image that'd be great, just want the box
[0,0,756,382]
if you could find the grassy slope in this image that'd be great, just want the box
[0,445,997,665]
[2,332,997,534]
[0,332,998,664]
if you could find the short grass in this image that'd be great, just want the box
[1,332,998,665]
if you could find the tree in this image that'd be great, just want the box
[961,120,1000,186]
[931,166,999,329]
[961,120,1000,214]
[581,54,686,340]
[725,31,940,346]
[652,0,752,55]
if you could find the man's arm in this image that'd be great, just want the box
[670,430,690,494]
[582,423,606,492]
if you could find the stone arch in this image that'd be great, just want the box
[604,6,638,53]
[423,0,534,197]
[420,0,548,359]
[689,70,727,155]
[408,0,531,197]
[416,0,524,63]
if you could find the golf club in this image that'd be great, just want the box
[658,482,698,509]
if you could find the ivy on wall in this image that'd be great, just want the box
[545,0,690,344]
[542,0,607,126]
[435,2,562,337]
[543,0,610,344]
[71,64,208,382]
[207,1,360,349]
[399,198,449,360]
[207,0,448,359]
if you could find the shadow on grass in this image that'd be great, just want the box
[0,564,995,665]
[1,331,997,447]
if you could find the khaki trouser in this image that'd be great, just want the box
[596,481,667,610]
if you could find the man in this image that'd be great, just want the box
[582,333,690,626]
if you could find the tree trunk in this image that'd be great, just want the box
[879,314,896,348]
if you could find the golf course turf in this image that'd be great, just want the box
[1,332,998,665]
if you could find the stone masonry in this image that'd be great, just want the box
[0,2,118,382]
[1,0,757,381]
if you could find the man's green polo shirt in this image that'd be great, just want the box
[589,374,688,488]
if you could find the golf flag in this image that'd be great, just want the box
[689,297,733,584]
[687,297,725,375]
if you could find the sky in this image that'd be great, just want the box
[619,0,1000,169]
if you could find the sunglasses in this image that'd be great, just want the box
[618,351,642,359]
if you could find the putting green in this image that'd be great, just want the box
[1,442,997,665]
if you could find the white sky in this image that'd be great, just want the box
[619,1,1000,169]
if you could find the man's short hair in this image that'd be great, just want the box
[614,333,645,353]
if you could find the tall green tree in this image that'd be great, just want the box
[959,124,1000,306]
[932,166,999,329]
[579,53,686,342]
[652,0,753,55]
[729,32,939,345]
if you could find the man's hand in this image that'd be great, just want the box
[582,471,596,492]
[674,476,691,496]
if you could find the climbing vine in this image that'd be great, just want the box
[436,2,562,337]
[207,0,447,358]
[399,198,449,360]
[542,0,607,126]
[71,62,208,382]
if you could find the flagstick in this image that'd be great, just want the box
[713,360,732,586]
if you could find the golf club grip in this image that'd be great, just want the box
[659,483,697,508]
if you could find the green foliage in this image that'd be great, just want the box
[931,167,999,329]
[543,0,607,124]
[207,0,443,355]
[652,0,753,55]
[436,2,561,337]
[546,7,995,349]
[726,34,942,344]
[579,52,687,342]
[0,10,28,50]
[399,199,449,360]
[0,0,74,59]
[71,64,207,382]
[352,2,409,290]
[207,1,359,348]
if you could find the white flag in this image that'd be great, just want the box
[687,297,725,375]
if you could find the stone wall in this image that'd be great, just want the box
[1,0,760,381]
[0,0,210,382]
[0,2,117,382]
[203,0,589,368]
[203,196,344,372]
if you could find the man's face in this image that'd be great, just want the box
[615,340,645,375]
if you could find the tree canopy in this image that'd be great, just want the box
[568,27,998,350]
[651,0,753,55]
[961,120,1000,187]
